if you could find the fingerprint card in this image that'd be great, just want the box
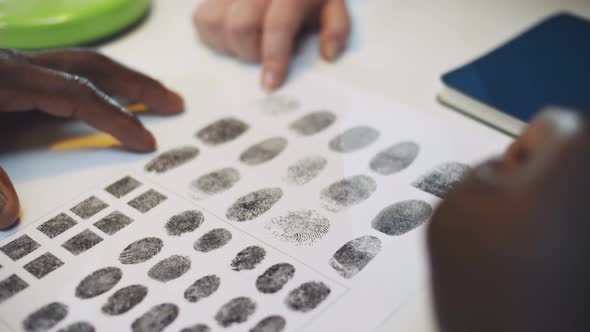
[0,74,511,331]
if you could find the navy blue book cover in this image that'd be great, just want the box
[442,13,590,122]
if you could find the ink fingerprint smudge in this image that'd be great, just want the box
[196,117,249,145]
[128,189,167,213]
[285,281,331,313]
[0,274,28,304]
[256,263,295,294]
[184,274,220,303]
[194,228,232,253]
[75,267,122,299]
[289,111,336,136]
[93,211,134,235]
[57,322,95,332]
[70,196,108,219]
[105,176,142,198]
[180,324,211,332]
[148,255,191,282]
[37,213,77,239]
[119,237,163,265]
[61,229,103,256]
[240,137,287,166]
[266,210,330,246]
[372,200,432,236]
[257,94,300,115]
[231,246,266,271]
[249,315,286,332]
[0,234,40,261]
[320,175,377,212]
[284,155,327,185]
[370,142,419,175]
[23,302,68,332]
[165,210,204,236]
[102,285,148,316]
[329,235,381,279]
[226,188,283,222]
[145,146,199,174]
[190,168,240,198]
[214,297,257,327]
[329,126,379,153]
[24,252,64,279]
[412,162,471,198]
[131,303,178,332]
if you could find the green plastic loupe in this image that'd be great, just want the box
[0,0,150,50]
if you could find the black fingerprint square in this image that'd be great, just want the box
[70,196,109,219]
[0,274,28,304]
[62,229,103,255]
[128,189,167,213]
[0,234,40,261]
[94,211,134,235]
[105,176,142,198]
[24,252,64,279]
[37,213,77,239]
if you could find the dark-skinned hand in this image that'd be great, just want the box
[0,48,184,229]
[428,109,590,332]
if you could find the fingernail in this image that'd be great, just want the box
[324,40,341,61]
[262,69,278,91]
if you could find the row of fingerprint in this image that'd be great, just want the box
[0,179,167,304]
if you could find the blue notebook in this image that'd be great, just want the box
[439,12,590,135]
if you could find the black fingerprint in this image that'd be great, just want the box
[329,235,381,279]
[56,322,95,332]
[180,324,211,332]
[231,246,266,271]
[0,234,40,261]
[240,137,288,166]
[0,274,28,304]
[119,237,163,265]
[23,302,68,332]
[148,255,191,282]
[23,252,64,279]
[37,213,77,239]
[249,315,286,332]
[329,126,379,153]
[320,175,377,212]
[128,189,167,213]
[285,281,331,312]
[190,168,240,197]
[184,274,220,303]
[93,211,134,235]
[265,210,330,246]
[255,263,295,294]
[75,267,122,299]
[105,176,142,198]
[284,155,327,185]
[214,297,257,327]
[412,162,471,198]
[102,284,148,315]
[145,146,199,173]
[70,196,108,220]
[194,228,232,253]
[289,111,336,136]
[61,229,103,256]
[372,200,432,236]
[131,303,179,332]
[226,188,283,222]
[165,210,204,236]
[370,142,419,175]
[196,117,249,145]
[258,95,300,115]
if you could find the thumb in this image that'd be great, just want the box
[0,167,20,229]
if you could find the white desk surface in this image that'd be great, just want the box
[2,1,590,331]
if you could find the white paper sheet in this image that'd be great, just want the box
[0,74,511,332]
